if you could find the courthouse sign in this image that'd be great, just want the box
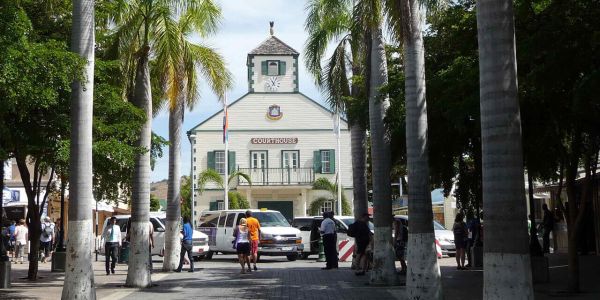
[250,137,298,144]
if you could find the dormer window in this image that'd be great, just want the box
[268,61,279,75]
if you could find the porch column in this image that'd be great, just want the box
[245,189,253,208]
[302,189,308,216]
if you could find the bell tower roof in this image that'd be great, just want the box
[249,22,299,56]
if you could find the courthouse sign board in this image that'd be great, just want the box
[250,137,298,144]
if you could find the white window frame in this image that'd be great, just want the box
[215,151,226,174]
[321,201,333,213]
[251,151,268,169]
[267,60,279,76]
[321,150,331,173]
[217,201,224,210]
[282,150,299,169]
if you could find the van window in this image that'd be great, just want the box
[292,218,313,231]
[334,219,346,233]
[199,212,219,227]
[253,211,290,227]
[218,212,227,227]
[150,218,162,231]
[235,214,245,226]
[116,219,128,232]
[225,213,237,227]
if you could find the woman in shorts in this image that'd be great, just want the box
[453,213,468,270]
[233,218,251,274]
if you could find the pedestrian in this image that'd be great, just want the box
[465,211,480,267]
[245,210,261,271]
[148,221,155,272]
[233,218,251,274]
[542,203,555,253]
[393,218,408,274]
[13,219,28,264]
[320,211,338,270]
[349,213,371,276]
[40,217,55,263]
[102,216,121,275]
[452,213,468,270]
[7,220,16,258]
[175,216,194,273]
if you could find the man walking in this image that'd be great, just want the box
[245,210,260,271]
[320,211,338,270]
[542,203,555,253]
[40,217,55,263]
[175,216,194,272]
[102,217,121,275]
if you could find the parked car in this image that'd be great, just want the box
[394,215,456,257]
[198,209,303,261]
[292,216,374,259]
[99,213,209,261]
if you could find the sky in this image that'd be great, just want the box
[150,0,326,182]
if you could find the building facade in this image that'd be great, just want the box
[188,31,353,221]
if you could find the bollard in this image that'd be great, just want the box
[51,249,66,272]
[0,260,10,288]
[317,237,325,262]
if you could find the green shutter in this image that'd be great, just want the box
[261,61,267,75]
[313,150,322,173]
[279,61,286,75]
[228,151,236,173]
[209,201,217,211]
[329,149,335,173]
[207,151,215,170]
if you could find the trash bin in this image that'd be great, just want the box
[119,241,129,264]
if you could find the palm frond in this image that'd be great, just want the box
[188,43,232,107]
[197,169,224,193]
[312,177,337,195]
[323,36,352,112]
[228,171,252,186]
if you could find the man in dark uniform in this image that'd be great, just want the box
[320,211,338,269]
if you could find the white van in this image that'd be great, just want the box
[198,209,303,261]
[99,213,209,260]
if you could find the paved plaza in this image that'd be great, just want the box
[1,254,599,299]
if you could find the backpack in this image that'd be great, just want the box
[42,223,53,239]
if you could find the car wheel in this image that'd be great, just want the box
[300,252,310,260]
[286,253,298,261]
[205,251,214,260]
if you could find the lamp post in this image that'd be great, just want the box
[187,132,196,227]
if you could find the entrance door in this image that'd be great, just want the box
[257,201,294,223]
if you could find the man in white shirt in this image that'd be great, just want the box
[320,211,338,270]
[40,217,55,263]
[14,219,28,264]
[102,217,122,275]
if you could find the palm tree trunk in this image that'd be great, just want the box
[476,0,533,298]
[350,122,368,219]
[367,27,398,286]
[163,99,184,271]
[126,48,152,288]
[62,0,96,298]
[400,0,443,298]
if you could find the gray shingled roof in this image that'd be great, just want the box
[249,35,299,55]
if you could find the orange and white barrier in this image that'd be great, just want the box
[435,238,443,258]
[338,239,355,262]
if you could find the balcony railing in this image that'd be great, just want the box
[237,167,314,186]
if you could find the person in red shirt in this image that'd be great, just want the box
[245,210,261,271]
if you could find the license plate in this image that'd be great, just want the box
[281,247,293,251]
[198,249,204,253]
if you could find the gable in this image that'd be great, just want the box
[190,93,348,132]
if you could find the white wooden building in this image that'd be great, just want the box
[188,29,353,221]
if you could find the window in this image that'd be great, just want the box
[217,211,227,226]
[321,201,333,213]
[199,212,219,227]
[217,201,224,210]
[251,151,267,169]
[282,151,299,169]
[215,151,225,174]
[225,213,237,227]
[267,61,279,76]
[321,150,331,173]
[193,157,196,162]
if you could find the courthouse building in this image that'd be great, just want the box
[188,29,353,221]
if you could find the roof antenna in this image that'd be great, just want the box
[269,21,274,36]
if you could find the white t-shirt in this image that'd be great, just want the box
[40,222,55,242]
[14,225,28,243]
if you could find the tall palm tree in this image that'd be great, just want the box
[384,0,444,297]
[353,0,398,285]
[476,0,533,298]
[111,0,219,287]
[62,0,96,298]
[154,6,231,272]
[304,0,370,221]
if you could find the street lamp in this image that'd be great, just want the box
[187,132,196,228]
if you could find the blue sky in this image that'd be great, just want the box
[150,0,326,182]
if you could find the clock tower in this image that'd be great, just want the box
[247,22,299,93]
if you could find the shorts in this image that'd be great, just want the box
[236,242,250,255]
[455,239,466,249]
[250,240,259,256]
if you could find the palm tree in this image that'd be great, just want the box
[62,0,96,298]
[384,0,444,297]
[476,0,534,298]
[351,0,398,285]
[311,177,351,215]
[154,7,231,272]
[304,0,370,221]
[110,0,221,287]
[196,168,252,193]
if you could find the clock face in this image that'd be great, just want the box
[265,76,281,92]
